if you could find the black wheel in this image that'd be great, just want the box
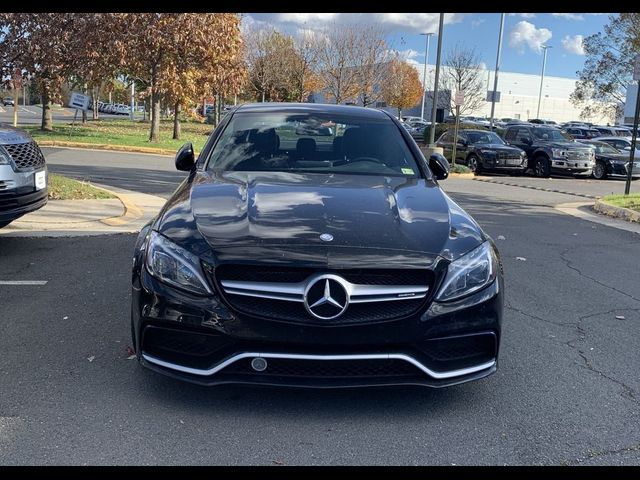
[534,156,551,178]
[468,155,482,175]
[592,161,608,180]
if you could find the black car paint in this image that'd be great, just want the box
[436,129,526,173]
[131,103,503,388]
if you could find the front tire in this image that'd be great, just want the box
[592,161,608,180]
[534,156,551,178]
[468,155,483,175]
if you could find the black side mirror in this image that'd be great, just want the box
[175,142,195,171]
[457,139,467,146]
[519,137,532,145]
[429,152,450,180]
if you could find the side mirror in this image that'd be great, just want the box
[457,139,467,146]
[175,142,195,171]
[624,146,632,151]
[519,137,532,145]
[429,152,450,180]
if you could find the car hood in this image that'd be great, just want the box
[0,125,32,145]
[474,143,521,152]
[156,171,485,266]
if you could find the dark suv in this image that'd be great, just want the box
[436,129,527,175]
[504,124,595,177]
[564,127,601,139]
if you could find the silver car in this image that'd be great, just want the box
[0,125,48,228]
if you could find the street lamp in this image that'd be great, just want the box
[536,45,552,119]
[420,32,434,120]
[489,13,505,130]
[428,14,445,146]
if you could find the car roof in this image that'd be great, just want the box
[233,102,390,120]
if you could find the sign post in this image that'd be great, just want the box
[68,92,91,137]
[625,54,640,195]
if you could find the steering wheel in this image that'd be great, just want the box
[334,156,387,167]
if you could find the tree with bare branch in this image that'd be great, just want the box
[439,44,486,118]
[315,24,362,104]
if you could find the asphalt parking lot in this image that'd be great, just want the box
[1,149,639,465]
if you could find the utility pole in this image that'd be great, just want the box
[489,13,505,130]
[428,13,445,147]
[536,45,552,119]
[420,32,434,121]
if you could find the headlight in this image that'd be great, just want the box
[145,231,213,295]
[552,148,567,158]
[435,241,498,302]
[0,148,11,165]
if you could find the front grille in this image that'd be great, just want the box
[3,142,46,171]
[226,294,426,325]
[222,358,423,378]
[214,265,433,325]
[216,265,429,286]
[496,152,521,160]
[565,150,592,161]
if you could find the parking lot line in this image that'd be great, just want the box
[0,280,48,285]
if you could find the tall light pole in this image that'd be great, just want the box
[489,13,505,130]
[536,45,552,119]
[420,32,434,120]
[428,14,445,146]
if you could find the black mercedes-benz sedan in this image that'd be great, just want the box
[131,103,504,388]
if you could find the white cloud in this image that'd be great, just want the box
[551,13,584,21]
[508,21,553,54]
[508,13,536,18]
[471,18,485,28]
[561,34,585,55]
[243,13,469,34]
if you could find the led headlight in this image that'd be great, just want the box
[551,148,568,158]
[435,241,498,302]
[0,148,11,165]
[145,231,212,295]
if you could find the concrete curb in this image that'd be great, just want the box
[449,172,474,178]
[555,202,640,235]
[89,185,144,226]
[36,140,196,158]
[472,176,598,199]
[593,199,640,224]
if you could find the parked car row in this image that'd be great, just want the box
[93,102,131,115]
[434,123,640,180]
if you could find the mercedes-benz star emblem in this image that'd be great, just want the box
[320,233,333,242]
[303,274,349,320]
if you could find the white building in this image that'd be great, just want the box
[405,63,615,125]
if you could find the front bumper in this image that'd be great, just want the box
[132,267,503,388]
[551,158,594,174]
[481,156,527,171]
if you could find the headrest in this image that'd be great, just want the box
[247,128,278,154]
[296,138,316,159]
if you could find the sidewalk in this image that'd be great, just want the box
[0,184,166,237]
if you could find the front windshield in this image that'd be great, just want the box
[207,112,421,177]
[532,128,571,141]
[466,131,505,145]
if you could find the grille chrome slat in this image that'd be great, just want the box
[220,278,428,304]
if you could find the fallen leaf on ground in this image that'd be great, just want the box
[126,346,135,356]
[516,257,527,261]
[63,316,68,320]
[272,460,285,466]
[87,356,95,362]
[615,315,625,320]
[497,235,506,240]
[127,355,136,360]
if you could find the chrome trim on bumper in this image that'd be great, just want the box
[142,351,496,380]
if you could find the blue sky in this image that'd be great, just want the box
[244,13,611,79]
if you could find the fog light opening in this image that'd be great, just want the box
[251,357,268,372]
